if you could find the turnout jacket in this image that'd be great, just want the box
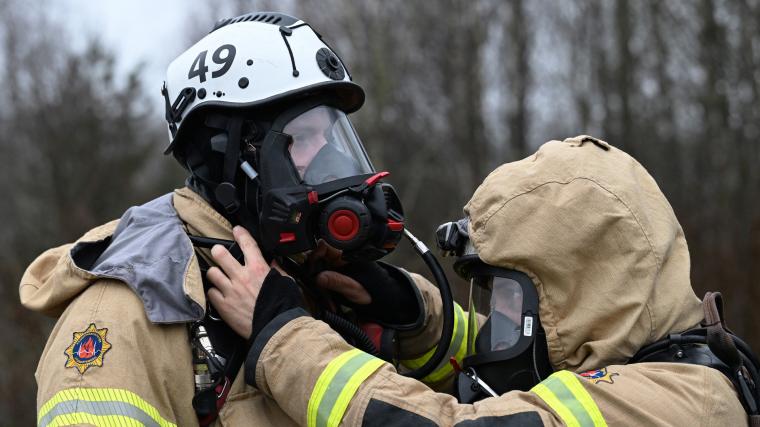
[241,136,749,426]
[20,187,433,427]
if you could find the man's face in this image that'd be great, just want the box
[284,106,333,178]
[491,280,523,326]
[488,277,524,351]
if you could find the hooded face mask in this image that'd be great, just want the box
[437,218,553,400]
[438,135,706,403]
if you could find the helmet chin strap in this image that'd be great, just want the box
[214,116,244,215]
[185,115,264,249]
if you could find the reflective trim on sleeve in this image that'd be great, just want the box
[531,371,607,427]
[307,348,385,427]
[401,303,467,383]
[466,302,478,356]
[38,388,176,427]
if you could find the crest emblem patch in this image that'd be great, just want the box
[64,323,112,374]
[580,367,619,385]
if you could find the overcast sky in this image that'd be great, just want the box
[51,1,228,112]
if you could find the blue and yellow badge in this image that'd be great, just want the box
[64,323,112,374]
[580,367,619,385]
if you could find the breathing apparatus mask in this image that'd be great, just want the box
[255,101,405,261]
[437,218,553,402]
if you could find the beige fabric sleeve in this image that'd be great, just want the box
[35,279,198,427]
[586,363,748,426]
[396,272,444,359]
[255,323,751,427]
[252,315,561,426]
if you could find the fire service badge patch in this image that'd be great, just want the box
[64,323,112,374]
[580,367,619,385]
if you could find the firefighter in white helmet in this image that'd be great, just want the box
[21,12,439,426]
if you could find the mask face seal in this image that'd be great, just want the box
[437,218,553,401]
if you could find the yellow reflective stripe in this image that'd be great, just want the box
[45,413,146,427]
[467,300,478,355]
[402,303,465,368]
[38,387,176,427]
[308,350,359,427]
[554,371,607,426]
[326,357,385,426]
[401,303,467,383]
[532,383,581,427]
[531,371,607,427]
[307,349,385,427]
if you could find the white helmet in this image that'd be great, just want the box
[161,12,364,154]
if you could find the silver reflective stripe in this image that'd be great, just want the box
[38,399,161,427]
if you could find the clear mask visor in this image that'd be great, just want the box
[469,276,524,352]
[283,105,374,184]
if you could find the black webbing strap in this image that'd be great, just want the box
[703,292,759,417]
[214,116,245,214]
[192,249,247,426]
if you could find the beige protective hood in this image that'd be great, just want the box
[464,136,703,373]
[19,221,120,318]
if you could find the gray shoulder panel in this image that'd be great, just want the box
[70,193,204,324]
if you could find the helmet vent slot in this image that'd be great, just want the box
[212,12,298,32]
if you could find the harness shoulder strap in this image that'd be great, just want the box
[631,292,759,420]
[191,247,248,426]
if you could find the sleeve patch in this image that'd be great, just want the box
[579,368,619,385]
[64,323,112,374]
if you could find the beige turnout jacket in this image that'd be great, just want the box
[241,136,749,426]
[21,187,438,426]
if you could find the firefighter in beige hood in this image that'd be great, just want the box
[207,136,757,426]
[20,11,437,427]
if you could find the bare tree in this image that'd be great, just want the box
[0,3,178,421]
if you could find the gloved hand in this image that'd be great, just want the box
[249,269,304,343]
[316,260,422,328]
[207,226,304,342]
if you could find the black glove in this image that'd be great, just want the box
[249,269,305,343]
[245,269,309,389]
[332,261,423,329]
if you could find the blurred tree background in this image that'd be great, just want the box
[2,0,759,423]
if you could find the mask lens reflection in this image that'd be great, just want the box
[284,106,332,179]
[470,276,524,352]
[282,106,373,184]
[490,277,523,351]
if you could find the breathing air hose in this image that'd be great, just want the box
[187,229,458,381]
[323,311,380,356]
[400,229,456,380]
